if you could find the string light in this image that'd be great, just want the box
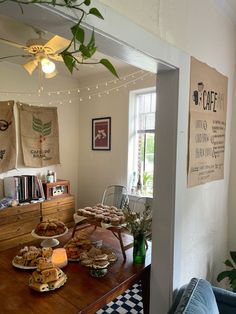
[0,70,150,96]
[0,71,155,105]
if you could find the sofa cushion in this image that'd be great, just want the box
[175,278,219,314]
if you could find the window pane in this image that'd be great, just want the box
[145,113,155,130]
[145,133,155,172]
[151,93,156,112]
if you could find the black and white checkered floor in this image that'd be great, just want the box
[96,282,143,314]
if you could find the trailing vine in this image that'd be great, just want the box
[0,0,119,77]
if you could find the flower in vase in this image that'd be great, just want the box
[123,204,152,237]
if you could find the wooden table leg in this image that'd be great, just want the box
[117,229,127,261]
[140,265,151,314]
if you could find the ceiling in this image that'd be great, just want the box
[215,0,236,24]
[0,14,135,80]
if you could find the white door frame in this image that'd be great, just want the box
[0,3,190,313]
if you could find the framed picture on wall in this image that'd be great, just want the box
[92,117,111,150]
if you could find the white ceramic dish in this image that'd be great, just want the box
[12,260,37,270]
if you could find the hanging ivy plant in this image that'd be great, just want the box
[0,0,119,77]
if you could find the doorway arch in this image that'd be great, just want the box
[0,3,190,312]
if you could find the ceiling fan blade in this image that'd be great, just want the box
[48,54,63,62]
[23,59,38,75]
[0,37,27,49]
[44,35,70,53]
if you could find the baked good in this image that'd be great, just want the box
[77,204,126,225]
[29,263,66,292]
[48,274,67,289]
[13,246,50,268]
[42,247,53,259]
[37,259,54,271]
[93,260,110,269]
[80,258,93,267]
[34,219,66,237]
[110,217,120,226]
[79,245,118,269]
[41,267,60,283]
[32,270,43,283]
[29,257,42,267]
[94,254,108,261]
[23,250,40,261]
[29,278,49,292]
[95,214,104,221]
[107,253,117,263]
[13,255,27,266]
[64,237,92,260]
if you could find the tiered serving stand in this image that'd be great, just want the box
[72,216,132,260]
[31,227,68,247]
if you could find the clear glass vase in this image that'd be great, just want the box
[133,232,146,264]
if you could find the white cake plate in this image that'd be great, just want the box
[31,228,68,248]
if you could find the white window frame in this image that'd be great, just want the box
[127,86,156,195]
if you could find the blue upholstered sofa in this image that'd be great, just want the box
[168,278,236,313]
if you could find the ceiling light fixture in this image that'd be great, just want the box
[41,57,56,74]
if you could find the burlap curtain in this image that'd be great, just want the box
[17,103,60,167]
[0,101,16,173]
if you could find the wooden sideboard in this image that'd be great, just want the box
[0,195,75,251]
[41,195,75,228]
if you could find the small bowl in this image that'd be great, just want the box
[89,267,108,278]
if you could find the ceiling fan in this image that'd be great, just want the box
[0,31,70,78]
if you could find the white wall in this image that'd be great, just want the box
[77,68,156,207]
[0,62,80,204]
[99,0,236,289]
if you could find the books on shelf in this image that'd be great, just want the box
[3,175,45,203]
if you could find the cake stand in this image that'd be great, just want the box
[31,228,68,247]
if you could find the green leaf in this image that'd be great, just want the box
[225,259,234,268]
[61,53,75,73]
[230,251,236,264]
[100,59,119,78]
[89,8,104,20]
[71,24,84,43]
[231,279,236,292]
[79,44,91,58]
[84,0,91,5]
[87,29,95,49]
[217,270,231,282]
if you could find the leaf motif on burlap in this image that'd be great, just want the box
[32,116,52,136]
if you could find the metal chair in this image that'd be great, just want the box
[101,185,129,209]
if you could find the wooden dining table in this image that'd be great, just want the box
[0,227,151,314]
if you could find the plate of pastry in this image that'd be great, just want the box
[64,236,93,261]
[29,259,67,292]
[12,246,53,270]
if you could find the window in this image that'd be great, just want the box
[128,88,156,196]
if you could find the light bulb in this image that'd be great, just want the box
[41,58,56,74]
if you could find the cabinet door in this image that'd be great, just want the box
[41,195,75,227]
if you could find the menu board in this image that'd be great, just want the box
[187,57,228,187]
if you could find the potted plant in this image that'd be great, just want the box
[217,251,236,292]
[142,172,153,194]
